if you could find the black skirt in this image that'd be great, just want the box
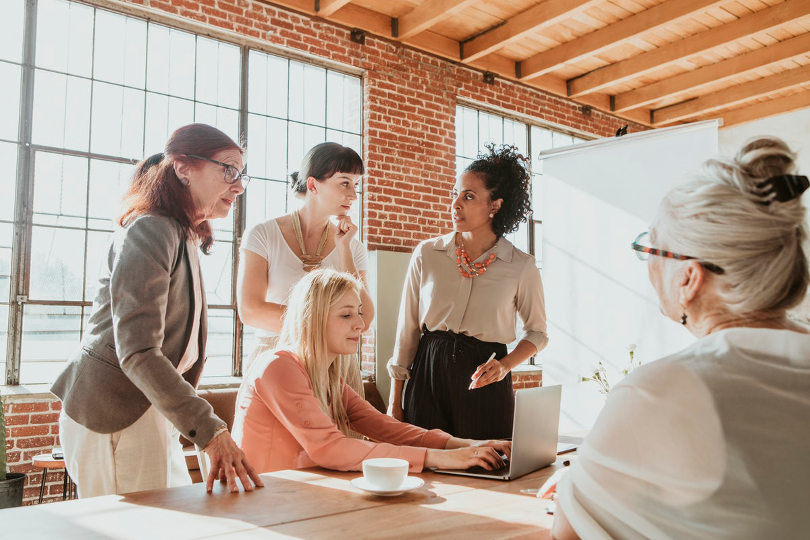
[403,327,513,440]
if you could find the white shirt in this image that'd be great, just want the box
[387,232,548,380]
[557,327,810,539]
[176,238,203,375]
[241,219,368,339]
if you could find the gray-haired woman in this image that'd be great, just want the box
[553,136,810,539]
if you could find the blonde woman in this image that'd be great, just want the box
[232,269,511,474]
[553,137,810,539]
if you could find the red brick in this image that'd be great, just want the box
[11,402,49,414]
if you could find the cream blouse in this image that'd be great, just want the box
[387,232,548,380]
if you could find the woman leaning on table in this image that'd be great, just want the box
[237,142,373,392]
[552,137,810,539]
[51,124,263,497]
[233,268,511,474]
[387,144,549,440]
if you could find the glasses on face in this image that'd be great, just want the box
[631,231,724,274]
[185,154,250,188]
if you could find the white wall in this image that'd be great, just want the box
[368,249,413,407]
[539,121,719,432]
[719,108,810,174]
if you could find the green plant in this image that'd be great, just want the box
[581,344,641,395]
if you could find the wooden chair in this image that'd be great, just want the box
[31,452,75,503]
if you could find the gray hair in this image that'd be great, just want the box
[654,136,808,315]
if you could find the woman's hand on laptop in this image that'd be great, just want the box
[426,446,505,470]
[443,438,512,459]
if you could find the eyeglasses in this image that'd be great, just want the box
[185,154,250,188]
[631,231,724,274]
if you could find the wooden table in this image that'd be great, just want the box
[2,460,565,539]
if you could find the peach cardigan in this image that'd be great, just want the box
[233,350,452,474]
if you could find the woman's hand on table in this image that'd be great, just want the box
[469,356,509,389]
[203,430,264,493]
[425,446,505,470]
[446,437,512,460]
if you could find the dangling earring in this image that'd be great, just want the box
[680,313,687,325]
[179,177,189,186]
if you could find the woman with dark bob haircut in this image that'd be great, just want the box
[52,124,262,497]
[387,144,549,439]
[238,142,373,397]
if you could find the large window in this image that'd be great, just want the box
[455,105,587,264]
[3,0,362,385]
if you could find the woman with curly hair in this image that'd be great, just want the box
[386,145,548,439]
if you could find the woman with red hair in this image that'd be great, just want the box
[52,124,262,497]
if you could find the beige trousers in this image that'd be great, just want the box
[59,407,192,498]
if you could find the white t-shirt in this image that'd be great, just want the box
[241,219,369,339]
[557,327,810,539]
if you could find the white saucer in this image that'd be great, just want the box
[350,475,424,496]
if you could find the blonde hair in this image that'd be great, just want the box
[277,269,363,436]
[655,136,808,315]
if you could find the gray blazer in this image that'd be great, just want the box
[51,214,225,448]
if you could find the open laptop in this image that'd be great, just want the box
[433,384,562,481]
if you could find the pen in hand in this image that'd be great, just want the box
[469,352,497,390]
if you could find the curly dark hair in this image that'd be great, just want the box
[464,144,532,237]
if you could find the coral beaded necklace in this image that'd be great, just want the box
[455,234,496,278]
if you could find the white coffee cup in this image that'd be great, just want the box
[362,458,408,490]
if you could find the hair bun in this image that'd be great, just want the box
[735,136,797,184]
[289,171,305,193]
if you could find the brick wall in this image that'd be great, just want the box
[3,395,67,505]
[2,0,643,505]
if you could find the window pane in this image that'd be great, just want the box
[288,62,325,125]
[36,0,93,76]
[0,222,12,303]
[288,122,325,174]
[503,119,528,156]
[33,152,88,228]
[0,304,7,378]
[459,106,478,159]
[84,229,113,302]
[245,179,287,233]
[479,111,503,148]
[93,9,146,88]
[203,308,233,377]
[144,92,194,156]
[29,226,86,301]
[194,103,239,145]
[0,0,24,63]
[248,51,287,118]
[195,37,240,108]
[0,142,18,221]
[200,240,232,305]
[552,131,574,148]
[533,221,543,264]
[88,159,132,231]
[326,130,361,156]
[32,70,91,151]
[146,24,195,99]
[248,114,287,181]
[0,62,21,141]
[91,81,145,157]
[327,71,361,134]
[20,304,81,384]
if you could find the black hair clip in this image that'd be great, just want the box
[754,174,809,204]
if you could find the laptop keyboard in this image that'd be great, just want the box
[467,455,510,475]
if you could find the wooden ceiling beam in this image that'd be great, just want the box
[652,64,810,125]
[259,0,653,127]
[317,0,353,17]
[614,32,810,112]
[461,0,599,64]
[398,0,480,40]
[519,0,726,81]
[720,90,810,127]
[567,0,810,97]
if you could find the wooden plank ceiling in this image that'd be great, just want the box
[263,0,810,128]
